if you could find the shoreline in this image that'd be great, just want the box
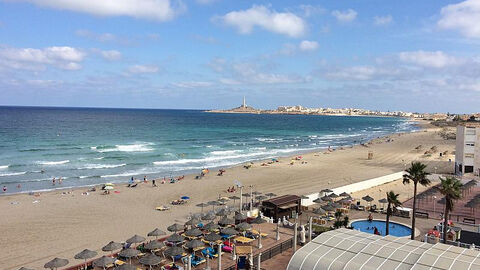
[1,121,422,197]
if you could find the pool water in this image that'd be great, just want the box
[351,220,412,237]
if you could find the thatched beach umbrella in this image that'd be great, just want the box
[185,239,205,254]
[19,268,34,270]
[185,218,201,227]
[321,204,335,212]
[265,192,276,198]
[44,258,69,270]
[330,202,342,209]
[320,195,332,202]
[102,241,123,252]
[236,222,252,231]
[203,221,220,231]
[167,223,184,232]
[208,200,221,210]
[218,197,230,204]
[234,212,247,221]
[118,248,140,263]
[321,188,333,194]
[74,249,97,269]
[147,228,166,239]
[250,215,266,224]
[229,195,240,208]
[313,207,326,215]
[313,198,322,204]
[144,241,164,251]
[328,193,339,199]
[93,256,115,270]
[163,246,184,262]
[221,227,239,235]
[339,192,350,197]
[126,235,146,246]
[167,233,185,243]
[204,232,222,242]
[252,191,262,195]
[256,195,268,202]
[114,264,136,270]
[185,228,203,237]
[196,202,209,213]
[201,211,216,221]
[362,195,374,202]
[139,254,163,269]
[218,215,235,226]
[216,208,232,216]
[338,198,352,204]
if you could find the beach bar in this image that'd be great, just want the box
[262,195,301,221]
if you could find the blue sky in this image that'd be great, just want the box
[0,0,479,113]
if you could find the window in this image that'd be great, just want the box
[466,127,476,135]
[465,153,474,158]
[466,142,475,146]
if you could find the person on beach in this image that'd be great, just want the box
[368,213,373,222]
[2,185,6,193]
[152,179,156,187]
[143,175,147,183]
[52,177,56,186]
[17,184,21,189]
[58,177,62,185]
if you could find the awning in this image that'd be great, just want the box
[235,245,252,256]
[279,203,298,210]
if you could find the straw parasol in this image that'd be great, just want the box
[196,202,209,212]
[118,248,140,261]
[139,254,163,269]
[114,264,136,270]
[339,192,350,197]
[313,207,326,215]
[234,212,247,221]
[218,197,230,204]
[201,211,216,221]
[185,218,201,227]
[218,215,235,226]
[185,239,205,250]
[163,246,184,261]
[229,195,240,206]
[167,223,184,232]
[74,249,97,269]
[19,268,34,270]
[242,193,251,198]
[144,241,164,251]
[330,202,342,209]
[185,228,203,237]
[208,200,221,210]
[126,235,146,245]
[320,195,333,202]
[167,233,184,243]
[44,258,69,270]
[204,232,222,242]
[221,227,239,235]
[362,195,374,202]
[102,241,123,252]
[216,208,232,216]
[313,198,322,204]
[236,222,252,231]
[338,198,352,204]
[265,192,276,198]
[378,198,388,204]
[203,221,220,231]
[321,204,335,212]
[93,256,115,270]
[256,195,268,201]
[250,215,266,224]
[328,193,339,199]
[147,228,166,239]
[321,188,333,193]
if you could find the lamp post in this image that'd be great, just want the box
[239,185,243,213]
[249,185,254,212]
[433,196,437,215]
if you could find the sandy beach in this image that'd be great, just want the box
[0,123,456,269]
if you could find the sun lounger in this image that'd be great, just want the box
[251,229,268,237]
[156,205,171,211]
[234,236,254,244]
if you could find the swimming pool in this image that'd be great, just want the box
[351,220,412,237]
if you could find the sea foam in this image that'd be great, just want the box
[37,160,70,165]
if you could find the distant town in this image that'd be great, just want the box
[207,97,480,122]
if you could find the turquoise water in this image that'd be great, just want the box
[351,220,412,237]
[0,107,417,193]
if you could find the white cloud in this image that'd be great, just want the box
[374,15,392,25]
[438,0,480,38]
[196,0,217,4]
[100,50,122,61]
[172,81,212,88]
[398,51,461,68]
[0,46,85,70]
[459,82,480,92]
[128,64,159,73]
[325,66,378,80]
[331,9,357,23]
[216,5,306,38]
[18,0,185,21]
[299,40,319,51]
[297,4,326,18]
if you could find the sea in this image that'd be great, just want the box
[0,106,418,194]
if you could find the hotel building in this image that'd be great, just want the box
[455,123,480,175]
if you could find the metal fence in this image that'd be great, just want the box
[225,237,294,270]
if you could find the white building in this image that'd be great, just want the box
[455,123,480,175]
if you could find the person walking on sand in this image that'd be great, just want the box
[52,177,56,186]
[152,179,157,187]
[144,175,147,183]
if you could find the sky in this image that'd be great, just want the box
[0,0,479,113]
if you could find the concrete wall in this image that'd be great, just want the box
[301,171,405,206]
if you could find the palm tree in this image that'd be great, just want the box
[403,162,430,240]
[385,191,402,236]
[437,176,462,244]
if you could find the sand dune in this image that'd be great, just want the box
[0,123,455,269]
